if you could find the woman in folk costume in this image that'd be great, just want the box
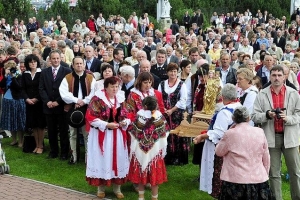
[158,63,188,165]
[126,72,165,192]
[193,83,242,199]
[85,76,131,199]
[128,96,169,200]
[127,72,165,114]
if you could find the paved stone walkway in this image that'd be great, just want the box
[0,174,107,200]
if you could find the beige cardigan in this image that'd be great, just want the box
[251,85,300,148]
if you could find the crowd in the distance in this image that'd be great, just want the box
[0,7,299,200]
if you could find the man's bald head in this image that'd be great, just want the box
[140,60,151,72]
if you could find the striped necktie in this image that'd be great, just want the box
[52,68,57,80]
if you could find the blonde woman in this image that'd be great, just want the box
[42,21,51,36]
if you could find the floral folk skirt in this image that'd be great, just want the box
[219,181,275,200]
[128,156,167,186]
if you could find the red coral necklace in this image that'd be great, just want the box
[168,78,177,88]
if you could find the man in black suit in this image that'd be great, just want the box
[42,40,58,60]
[196,9,204,28]
[119,65,135,98]
[216,53,237,85]
[170,19,179,35]
[39,50,72,160]
[190,11,198,26]
[183,11,190,31]
[150,49,168,81]
[123,35,132,58]
[84,46,101,72]
[263,10,269,24]
[166,46,179,65]
[140,59,161,89]
[132,50,147,77]
[108,47,124,74]
[274,29,286,52]
[112,34,124,50]
[224,13,232,25]
[205,31,215,52]
[135,38,151,61]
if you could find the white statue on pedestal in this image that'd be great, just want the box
[291,0,300,14]
[161,0,172,18]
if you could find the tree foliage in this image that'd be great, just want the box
[0,0,33,22]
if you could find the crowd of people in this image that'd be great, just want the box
[0,7,300,200]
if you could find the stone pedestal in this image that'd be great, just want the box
[160,18,172,30]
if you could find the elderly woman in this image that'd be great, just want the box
[125,47,139,66]
[193,83,242,198]
[245,59,257,75]
[290,62,299,75]
[236,68,258,125]
[85,76,131,199]
[289,34,299,50]
[208,40,221,65]
[72,19,82,33]
[21,41,32,50]
[178,60,192,83]
[0,60,25,147]
[158,63,188,165]
[216,106,273,199]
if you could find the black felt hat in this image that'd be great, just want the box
[67,107,86,128]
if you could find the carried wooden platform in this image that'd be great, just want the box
[170,112,212,137]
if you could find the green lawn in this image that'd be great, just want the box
[1,137,291,200]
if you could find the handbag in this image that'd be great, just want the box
[23,135,36,153]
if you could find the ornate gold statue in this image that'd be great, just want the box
[201,65,221,115]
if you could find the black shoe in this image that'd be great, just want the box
[68,155,77,165]
[47,154,58,159]
[60,155,68,160]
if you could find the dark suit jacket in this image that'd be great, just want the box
[190,15,198,24]
[86,58,102,73]
[152,73,161,90]
[42,47,52,61]
[256,66,269,86]
[150,64,168,81]
[197,13,204,27]
[206,39,215,52]
[112,43,124,51]
[258,17,265,25]
[3,75,23,99]
[108,60,122,74]
[224,16,232,25]
[216,67,237,85]
[39,66,72,114]
[121,83,134,99]
[132,64,140,77]
[183,15,190,27]
[22,71,42,100]
[165,55,179,65]
[123,42,132,58]
[250,41,260,54]
[263,15,270,23]
[142,47,151,61]
[60,61,70,68]
[170,23,179,35]
[274,37,286,52]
